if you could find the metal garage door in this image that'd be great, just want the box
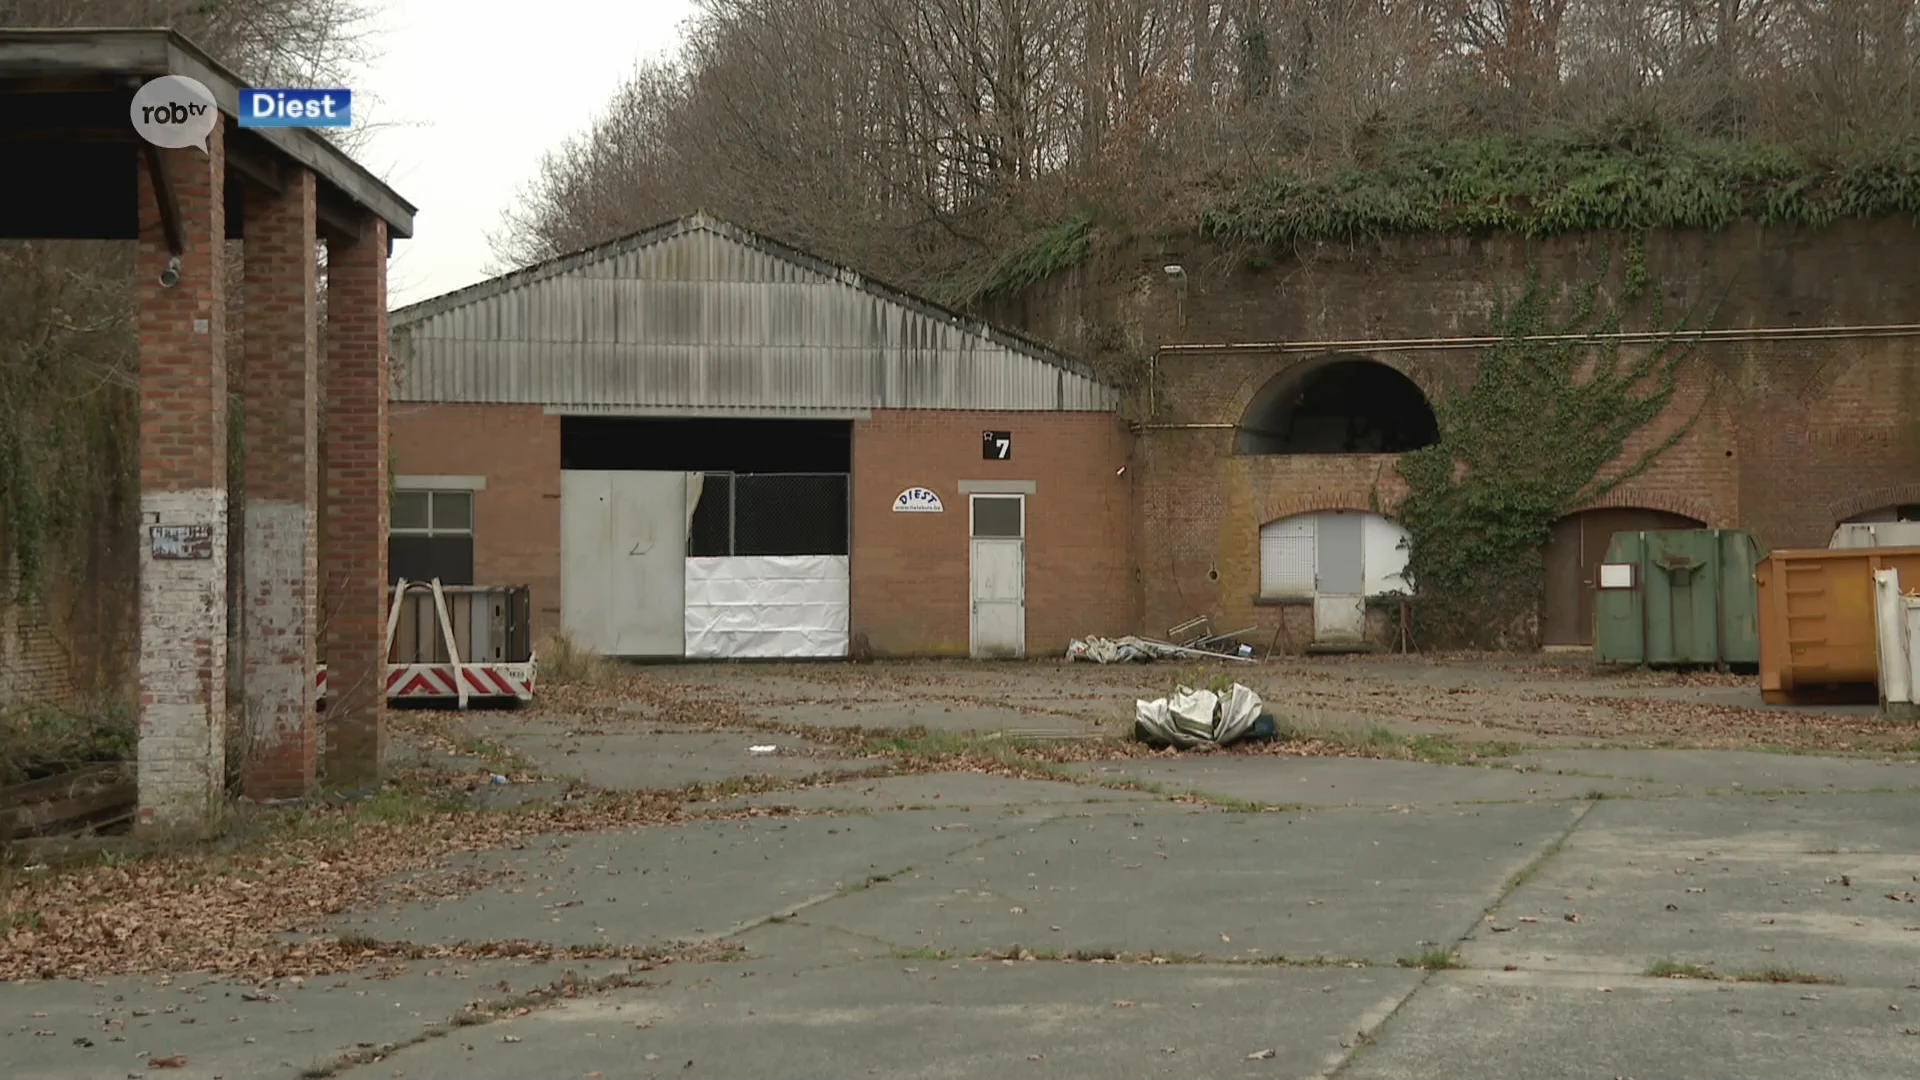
[559,470,688,657]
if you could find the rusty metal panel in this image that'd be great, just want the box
[1756,546,1920,704]
[392,217,1115,413]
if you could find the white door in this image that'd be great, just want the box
[969,494,1026,659]
[560,470,688,657]
[1312,512,1367,645]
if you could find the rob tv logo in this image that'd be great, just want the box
[238,87,352,128]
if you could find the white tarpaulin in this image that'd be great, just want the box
[1134,683,1265,748]
[684,555,850,659]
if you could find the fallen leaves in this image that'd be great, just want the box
[0,778,743,980]
[146,1055,187,1069]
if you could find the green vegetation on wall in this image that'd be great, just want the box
[1390,246,1705,648]
[0,244,137,604]
[0,349,135,600]
[937,209,1093,307]
[1200,127,1920,250]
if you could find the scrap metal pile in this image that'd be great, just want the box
[1066,616,1258,664]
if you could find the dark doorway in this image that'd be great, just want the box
[560,416,851,473]
[561,416,854,564]
[1236,357,1440,454]
[1542,507,1705,646]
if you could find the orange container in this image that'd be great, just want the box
[1755,546,1920,704]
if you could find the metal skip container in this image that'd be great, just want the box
[1593,528,1767,668]
[1756,546,1920,705]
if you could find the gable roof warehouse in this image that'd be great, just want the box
[391,214,1116,416]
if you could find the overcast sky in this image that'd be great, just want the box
[353,0,697,307]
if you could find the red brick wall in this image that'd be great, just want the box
[387,403,562,640]
[994,220,1920,647]
[851,409,1133,657]
[0,553,78,707]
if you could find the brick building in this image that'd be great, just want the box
[998,220,1920,652]
[387,215,1132,660]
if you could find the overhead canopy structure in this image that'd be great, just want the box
[0,27,415,829]
[0,27,414,245]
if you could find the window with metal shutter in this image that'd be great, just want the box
[1259,516,1317,599]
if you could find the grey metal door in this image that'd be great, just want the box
[1314,512,1366,644]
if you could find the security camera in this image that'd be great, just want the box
[158,255,181,288]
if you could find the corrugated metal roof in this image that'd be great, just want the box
[390,215,1116,413]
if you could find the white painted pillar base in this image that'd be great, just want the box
[137,487,229,832]
[241,498,316,789]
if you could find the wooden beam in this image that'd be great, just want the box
[316,192,363,244]
[224,130,283,193]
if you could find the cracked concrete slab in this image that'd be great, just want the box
[758,699,1103,733]
[0,957,635,1080]
[701,770,1165,814]
[805,802,1581,963]
[1508,747,1920,794]
[365,958,1424,1080]
[1464,795,1920,989]
[1340,969,1920,1080]
[323,810,1046,949]
[1064,755,1670,807]
[467,720,889,792]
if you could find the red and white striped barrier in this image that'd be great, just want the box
[315,659,537,704]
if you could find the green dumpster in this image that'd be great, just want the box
[1592,528,1767,667]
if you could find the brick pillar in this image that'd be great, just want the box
[239,169,320,799]
[134,128,229,832]
[322,220,390,786]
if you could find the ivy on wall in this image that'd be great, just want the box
[936,209,1094,308]
[1199,127,1920,249]
[1389,243,1706,648]
[0,244,138,602]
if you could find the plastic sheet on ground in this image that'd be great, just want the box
[1065,636,1181,663]
[1133,682,1266,749]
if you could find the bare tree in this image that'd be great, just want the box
[490,0,1920,303]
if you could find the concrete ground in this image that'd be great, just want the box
[10,656,1920,1079]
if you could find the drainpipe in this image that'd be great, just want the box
[141,141,184,287]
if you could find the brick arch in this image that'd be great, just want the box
[1224,352,1427,431]
[1563,488,1715,527]
[1828,484,1920,525]
[1257,496,1401,527]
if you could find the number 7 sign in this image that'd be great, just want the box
[982,430,1012,460]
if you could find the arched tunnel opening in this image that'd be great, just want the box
[1236,357,1441,455]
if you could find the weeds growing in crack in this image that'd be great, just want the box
[1642,959,1841,985]
[1645,958,1715,979]
[1398,947,1463,971]
[969,946,1374,968]
[1730,966,1841,985]
[300,961,678,1077]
